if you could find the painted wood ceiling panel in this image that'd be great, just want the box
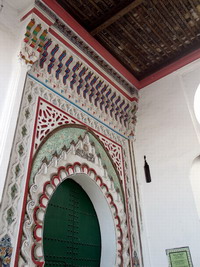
[56,0,200,80]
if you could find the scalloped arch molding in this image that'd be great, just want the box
[20,129,130,266]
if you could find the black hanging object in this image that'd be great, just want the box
[144,156,151,183]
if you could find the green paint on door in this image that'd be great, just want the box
[43,179,101,267]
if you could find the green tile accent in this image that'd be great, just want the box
[30,127,123,201]
[21,126,27,137]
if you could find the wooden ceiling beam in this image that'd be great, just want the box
[99,32,140,72]
[90,0,144,36]
[148,0,187,47]
[106,23,148,69]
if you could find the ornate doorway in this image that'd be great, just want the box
[43,179,101,266]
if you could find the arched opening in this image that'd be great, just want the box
[190,155,200,219]
[20,126,122,266]
[43,178,101,266]
[194,84,200,124]
[72,174,117,267]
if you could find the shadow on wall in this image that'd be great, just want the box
[190,155,200,219]
[191,84,200,217]
[194,84,200,124]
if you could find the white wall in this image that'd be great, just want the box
[0,2,19,116]
[0,1,33,201]
[190,156,200,220]
[135,59,200,267]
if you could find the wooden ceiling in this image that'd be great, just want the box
[56,0,200,80]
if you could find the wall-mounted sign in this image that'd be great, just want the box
[166,247,193,267]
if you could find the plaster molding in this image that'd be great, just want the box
[20,134,130,266]
[18,15,138,136]
[0,77,137,266]
[19,17,49,67]
[34,0,138,96]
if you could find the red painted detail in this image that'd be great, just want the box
[112,202,118,215]
[40,0,140,88]
[14,98,40,267]
[40,98,123,147]
[15,97,127,266]
[30,161,125,265]
[115,215,121,227]
[118,228,123,240]
[49,28,137,102]
[88,167,97,176]
[21,6,138,100]
[39,194,49,208]
[118,240,123,254]
[22,4,200,94]
[33,225,42,242]
[65,164,74,174]
[81,164,89,173]
[33,206,40,224]
[51,175,60,188]
[74,162,82,167]
[21,7,53,26]
[95,176,102,186]
[121,145,134,266]
[31,243,44,267]
[57,166,66,175]
[107,193,114,204]
[101,183,109,193]
[43,181,51,194]
[20,8,35,21]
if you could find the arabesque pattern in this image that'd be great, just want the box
[34,98,124,178]
[21,134,130,266]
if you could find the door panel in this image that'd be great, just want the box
[43,179,101,267]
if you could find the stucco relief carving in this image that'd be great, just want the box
[20,134,129,266]
[20,18,49,67]
[0,8,141,258]
[33,97,124,179]
[20,46,40,66]
[0,77,133,266]
[27,19,138,137]
[0,6,141,266]
[75,136,96,163]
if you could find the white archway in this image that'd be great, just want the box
[194,84,200,124]
[20,132,129,266]
[60,173,116,267]
[30,163,125,267]
[190,155,200,219]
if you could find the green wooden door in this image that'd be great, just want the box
[43,179,101,267]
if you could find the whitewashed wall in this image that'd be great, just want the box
[0,1,33,201]
[135,59,200,267]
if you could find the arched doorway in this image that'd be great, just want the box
[43,179,101,266]
[190,156,200,220]
[20,130,125,266]
[194,83,200,124]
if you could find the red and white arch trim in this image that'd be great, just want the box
[22,155,130,266]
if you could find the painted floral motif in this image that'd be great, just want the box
[0,235,12,267]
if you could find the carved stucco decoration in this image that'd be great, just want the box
[31,98,125,186]
[20,18,49,66]
[0,72,140,266]
[20,12,138,137]
[20,133,130,266]
[0,20,141,264]
[35,0,138,96]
